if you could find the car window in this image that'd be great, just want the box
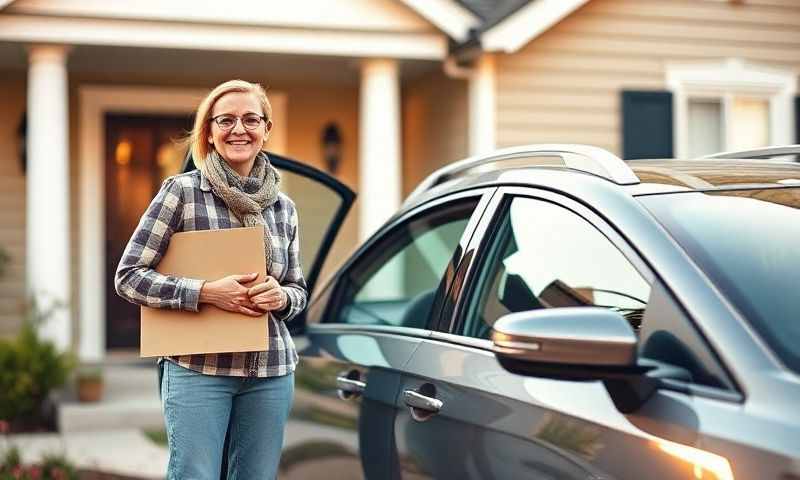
[332,199,479,329]
[463,197,651,339]
[462,196,731,389]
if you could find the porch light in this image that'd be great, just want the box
[115,139,133,166]
[321,122,342,175]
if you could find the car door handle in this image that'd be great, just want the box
[403,389,443,417]
[336,376,366,396]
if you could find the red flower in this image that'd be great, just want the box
[50,467,66,480]
[27,465,42,479]
[10,465,23,479]
[0,420,10,434]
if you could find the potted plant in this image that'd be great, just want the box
[75,367,103,403]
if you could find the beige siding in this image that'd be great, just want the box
[402,69,468,196]
[0,75,26,337]
[496,0,800,155]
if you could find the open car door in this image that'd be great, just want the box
[182,152,356,333]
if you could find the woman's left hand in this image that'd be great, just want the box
[248,276,288,312]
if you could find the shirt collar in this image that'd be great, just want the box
[199,170,212,192]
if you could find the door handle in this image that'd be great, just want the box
[336,375,365,400]
[403,389,443,422]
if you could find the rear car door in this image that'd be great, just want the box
[284,189,494,479]
[394,186,742,479]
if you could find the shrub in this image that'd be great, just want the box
[0,301,75,431]
[0,446,79,480]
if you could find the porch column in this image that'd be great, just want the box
[27,44,71,351]
[359,58,401,241]
[469,54,496,156]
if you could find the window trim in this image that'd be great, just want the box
[321,188,495,333]
[666,58,797,159]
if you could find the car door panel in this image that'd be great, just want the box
[283,325,428,479]
[394,336,748,479]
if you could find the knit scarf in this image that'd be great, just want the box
[200,150,281,268]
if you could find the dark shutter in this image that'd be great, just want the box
[621,90,673,160]
[795,96,799,144]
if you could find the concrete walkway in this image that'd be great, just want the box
[3,429,168,479]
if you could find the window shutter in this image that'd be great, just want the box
[795,96,799,144]
[621,91,674,160]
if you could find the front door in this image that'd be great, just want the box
[105,114,191,349]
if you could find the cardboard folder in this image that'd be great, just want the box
[140,226,268,357]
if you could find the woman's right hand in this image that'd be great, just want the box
[199,272,263,317]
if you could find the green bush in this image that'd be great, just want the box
[0,301,75,430]
[0,446,79,480]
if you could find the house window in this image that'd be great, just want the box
[667,59,796,158]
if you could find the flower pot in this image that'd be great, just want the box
[77,379,103,403]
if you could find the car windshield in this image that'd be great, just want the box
[639,188,800,374]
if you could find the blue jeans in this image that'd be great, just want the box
[160,360,294,480]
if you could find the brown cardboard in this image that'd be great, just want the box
[140,226,268,357]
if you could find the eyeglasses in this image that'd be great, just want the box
[211,113,266,131]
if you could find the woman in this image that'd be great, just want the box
[115,79,306,479]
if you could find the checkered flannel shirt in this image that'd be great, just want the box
[114,169,306,377]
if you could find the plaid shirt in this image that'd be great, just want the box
[114,169,306,377]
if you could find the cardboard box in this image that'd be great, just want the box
[140,226,268,357]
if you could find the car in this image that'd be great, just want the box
[188,144,800,479]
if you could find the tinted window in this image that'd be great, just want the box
[463,197,650,339]
[640,188,800,374]
[332,200,478,329]
[463,196,731,389]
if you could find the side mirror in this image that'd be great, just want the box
[491,307,658,413]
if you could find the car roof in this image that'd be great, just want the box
[402,145,800,212]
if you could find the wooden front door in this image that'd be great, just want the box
[105,114,192,350]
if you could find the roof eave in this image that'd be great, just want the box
[481,0,591,53]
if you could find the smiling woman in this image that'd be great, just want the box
[114,79,305,480]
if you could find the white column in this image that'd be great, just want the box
[27,45,71,351]
[359,58,401,241]
[469,54,496,156]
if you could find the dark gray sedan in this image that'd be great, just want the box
[245,145,800,480]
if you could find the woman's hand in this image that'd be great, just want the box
[247,276,288,312]
[199,272,263,317]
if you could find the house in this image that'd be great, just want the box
[0,0,798,361]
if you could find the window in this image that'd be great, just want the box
[667,59,797,158]
[332,200,478,329]
[462,196,731,389]
[462,197,650,340]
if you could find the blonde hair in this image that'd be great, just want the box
[189,79,272,167]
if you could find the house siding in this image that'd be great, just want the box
[402,69,469,196]
[495,0,800,156]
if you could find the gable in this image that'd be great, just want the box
[6,0,438,33]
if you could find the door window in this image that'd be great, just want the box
[462,196,731,389]
[332,200,479,329]
[463,197,650,340]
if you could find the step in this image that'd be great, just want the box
[58,364,164,433]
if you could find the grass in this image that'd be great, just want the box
[142,428,168,446]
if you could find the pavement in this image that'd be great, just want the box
[3,429,168,479]
[4,362,168,479]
